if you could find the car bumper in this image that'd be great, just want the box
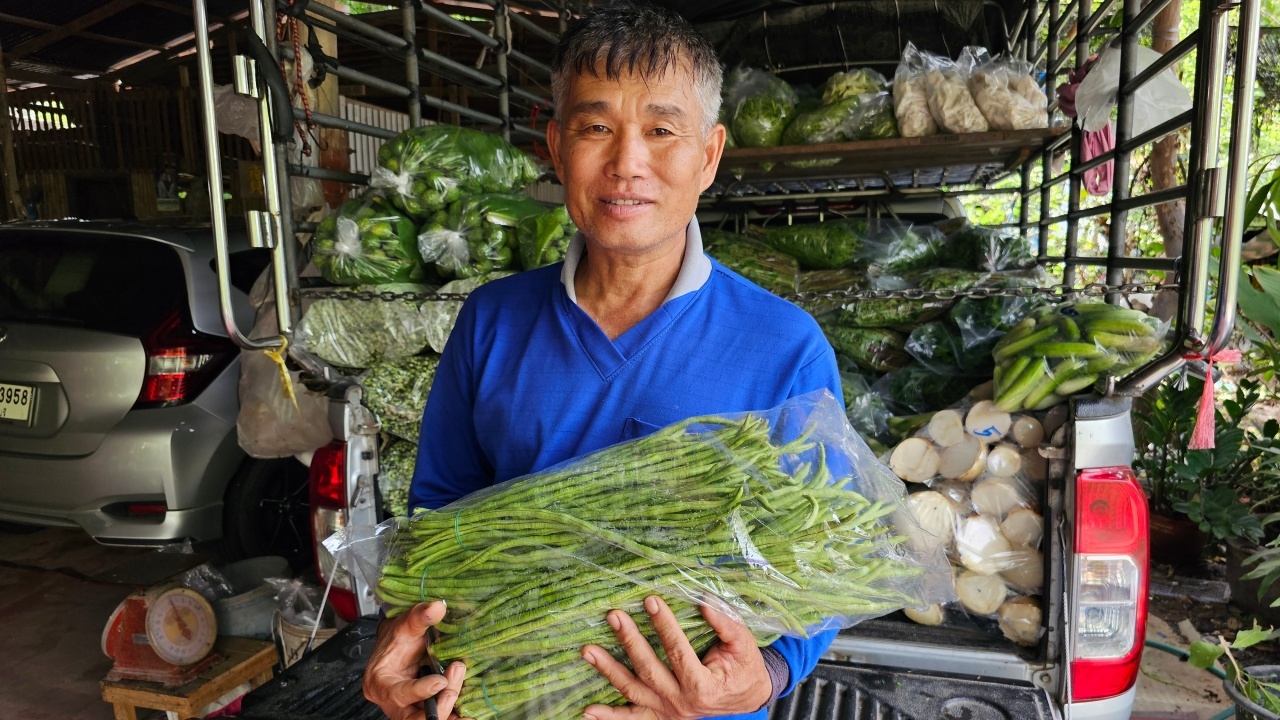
[1067,686,1137,720]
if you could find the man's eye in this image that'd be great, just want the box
[587,125,609,133]
[652,128,673,136]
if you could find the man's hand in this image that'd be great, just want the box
[362,600,469,720]
[581,596,772,720]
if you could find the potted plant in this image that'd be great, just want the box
[1190,624,1280,720]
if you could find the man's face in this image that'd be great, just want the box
[547,60,725,257]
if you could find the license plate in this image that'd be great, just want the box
[0,383,34,423]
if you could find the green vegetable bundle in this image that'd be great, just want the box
[905,321,994,375]
[294,288,433,368]
[992,301,1165,412]
[823,325,911,373]
[821,68,887,104]
[312,195,423,286]
[703,230,800,295]
[883,362,973,414]
[859,223,947,276]
[825,296,953,329]
[752,219,866,270]
[421,273,514,354]
[379,439,417,518]
[418,194,546,278]
[372,392,950,720]
[841,372,892,447]
[936,219,1037,272]
[950,295,1042,350]
[724,67,798,148]
[361,354,440,443]
[518,205,576,270]
[372,125,542,219]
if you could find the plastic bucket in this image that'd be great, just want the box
[274,611,339,668]
[1224,665,1280,720]
[213,584,278,640]
[219,556,289,593]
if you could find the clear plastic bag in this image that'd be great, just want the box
[236,296,332,459]
[992,300,1167,412]
[821,68,888,104]
[361,354,440,443]
[858,222,948,276]
[517,205,576,270]
[723,67,799,148]
[877,363,973,415]
[420,273,514,354]
[326,390,953,720]
[370,125,542,219]
[418,194,545,279]
[827,295,954,330]
[936,219,1036,272]
[823,324,911,373]
[703,231,800,295]
[950,295,1041,351]
[379,438,417,518]
[905,321,993,375]
[312,194,423,286]
[893,43,939,138]
[1075,40,1192,137]
[264,577,324,627]
[964,48,1048,131]
[180,563,236,603]
[841,372,892,445]
[751,218,867,270]
[921,47,990,134]
[294,288,434,368]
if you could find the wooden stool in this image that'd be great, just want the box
[101,637,278,720]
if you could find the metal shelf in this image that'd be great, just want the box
[707,126,1069,198]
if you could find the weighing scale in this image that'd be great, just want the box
[102,584,221,685]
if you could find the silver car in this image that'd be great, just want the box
[0,220,310,563]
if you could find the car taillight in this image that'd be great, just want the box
[310,440,359,621]
[1071,466,1149,702]
[135,308,234,408]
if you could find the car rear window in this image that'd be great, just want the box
[0,233,187,337]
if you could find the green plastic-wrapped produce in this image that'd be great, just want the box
[518,205,577,270]
[752,219,866,270]
[883,362,972,414]
[703,231,800,295]
[362,354,440,443]
[936,219,1037,272]
[723,67,798,148]
[904,321,995,375]
[419,194,546,278]
[294,285,434,368]
[821,68,887,104]
[371,125,541,219]
[312,195,423,286]
[379,439,417,518]
[823,324,910,373]
[859,223,947,276]
[828,296,953,329]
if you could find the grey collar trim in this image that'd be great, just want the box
[560,220,712,305]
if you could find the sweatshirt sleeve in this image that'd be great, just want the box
[408,299,495,511]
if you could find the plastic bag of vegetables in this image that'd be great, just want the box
[859,222,948,276]
[825,295,954,329]
[951,295,1041,351]
[326,391,953,720]
[841,371,892,447]
[936,219,1036,272]
[361,354,440,443]
[991,301,1166,412]
[723,67,798,148]
[893,43,939,138]
[371,125,541,219]
[378,439,417,518]
[703,230,800,295]
[823,324,911,373]
[822,68,887,104]
[418,194,545,278]
[906,321,995,375]
[294,286,434,368]
[921,47,989,134]
[877,362,971,415]
[312,195,423,286]
[752,218,866,270]
[518,205,576,270]
[963,47,1048,131]
[421,272,514,354]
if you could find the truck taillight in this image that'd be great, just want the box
[310,440,359,621]
[1071,466,1149,702]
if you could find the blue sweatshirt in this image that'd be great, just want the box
[409,224,841,718]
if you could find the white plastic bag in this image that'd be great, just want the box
[921,47,989,134]
[893,43,939,138]
[1075,41,1192,136]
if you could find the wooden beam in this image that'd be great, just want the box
[8,0,145,60]
[0,12,166,52]
[137,0,230,25]
[5,68,100,89]
[112,20,246,81]
[0,40,28,220]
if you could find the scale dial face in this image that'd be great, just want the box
[144,588,217,666]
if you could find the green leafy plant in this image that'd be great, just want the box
[1189,622,1280,713]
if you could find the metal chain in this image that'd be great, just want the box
[299,281,1179,304]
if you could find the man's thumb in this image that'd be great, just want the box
[700,602,754,648]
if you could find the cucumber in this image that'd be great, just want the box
[1022,359,1086,410]
[1059,317,1081,342]
[995,358,1049,412]
[994,326,1060,361]
[1083,354,1121,374]
[1029,341,1106,359]
[1086,331,1160,353]
[1055,373,1099,396]
[1081,317,1156,337]
[1029,392,1066,411]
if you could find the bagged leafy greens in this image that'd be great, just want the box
[723,67,798,148]
[418,194,545,278]
[950,295,1041,351]
[936,219,1036,272]
[881,362,973,414]
[752,219,866,270]
[421,272,515,353]
[841,371,892,447]
[362,354,440,443]
[312,195,423,286]
[379,439,417,518]
[703,230,800,295]
[859,223,948,276]
[294,285,434,369]
[823,324,911,373]
[905,321,995,375]
[826,296,954,329]
[822,68,887,104]
[371,125,541,219]
[518,205,576,270]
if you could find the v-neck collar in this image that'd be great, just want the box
[560,221,713,304]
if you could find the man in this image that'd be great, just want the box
[363,4,841,719]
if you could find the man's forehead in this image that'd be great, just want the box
[567,55,699,91]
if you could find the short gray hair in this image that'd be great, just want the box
[550,2,723,137]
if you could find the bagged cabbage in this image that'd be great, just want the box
[752,218,866,269]
[371,125,541,218]
[822,68,887,104]
[294,286,433,368]
[312,195,423,286]
[421,272,514,353]
[963,48,1048,131]
[362,354,440,443]
[703,230,800,295]
[518,205,576,270]
[723,67,798,148]
[418,194,545,278]
[921,47,989,134]
[893,43,939,137]
[379,439,417,518]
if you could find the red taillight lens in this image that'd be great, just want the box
[310,441,358,621]
[1071,466,1149,702]
[135,309,234,408]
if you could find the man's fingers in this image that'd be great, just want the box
[403,600,448,635]
[643,596,704,687]
[606,609,677,694]
[582,644,662,709]
[383,674,450,712]
[700,601,756,652]
[433,661,467,720]
[582,702,659,720]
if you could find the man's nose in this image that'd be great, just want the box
[606,129,648,179]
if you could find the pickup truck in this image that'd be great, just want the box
[189,0,1265,718]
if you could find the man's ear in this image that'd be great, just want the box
[546,119,566,185]
[699,123,727,193]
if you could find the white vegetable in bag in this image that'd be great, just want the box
[890,437,941,483]
[964,48,1047,131]
[1000,549,1044,592]
[956,570,1008,615]
[905,604,946,626]
[893,42,939,137]
[956,515,1013,575]
[998,597,1042,646]
[1001,507,1044,549]
[920,46,989,135]
[900,490,961,554]
[970,474,1032,519]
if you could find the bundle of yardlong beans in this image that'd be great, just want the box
[377,410,931,720]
